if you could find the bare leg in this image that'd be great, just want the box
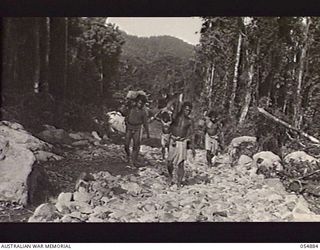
[132,129,141,167]
[206,150,212,167]
[124,130,132,163]
[167,161,174,185]
[177,160,185,187]
[161,147,166,160]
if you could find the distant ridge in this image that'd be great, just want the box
[120,32,195,62]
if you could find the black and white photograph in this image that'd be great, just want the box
[1,15,320,230]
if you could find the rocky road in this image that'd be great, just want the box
[29,142,320,222]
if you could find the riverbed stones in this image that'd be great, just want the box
[34,150,63,162]
[0,142,35,205]
[28,142,320,222]
[237,155,253,168]
[28,203,58,222]
[253,151,283,177]
[228,136,257,162]
[284,151,319,165]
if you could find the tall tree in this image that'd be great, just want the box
[230,27,243,116]
[48,17,68,100]
[33,18,40,93]
[293,17,312,129]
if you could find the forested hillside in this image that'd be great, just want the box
[115,33,200,100]
[121,32,195,62]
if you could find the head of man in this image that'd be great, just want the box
[208,110,217,121]
[182,102,192,117]
[162,111,171,123]
[136,94,147,109]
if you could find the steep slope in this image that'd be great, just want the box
[120,32,195,63]
[116,32,198,97]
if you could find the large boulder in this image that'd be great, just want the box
[284,151,319,165]
[106,111,126,134]
[28,203,58,222]
[38,126,72,145]
[0,121,50,151]
[228,136,258,163]
[126,90,147,100]
[252,151,283,178]
[0,141,35,204]
[0,122,55,205]
[283,151,320,184]
[34,150,63,162]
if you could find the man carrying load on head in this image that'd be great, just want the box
[124,94,150,167]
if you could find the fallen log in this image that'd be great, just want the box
[257,107,320,144]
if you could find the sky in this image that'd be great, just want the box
[106,17,202,45]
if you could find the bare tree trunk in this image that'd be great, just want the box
[238,64,254,126]
[229,32,242,116]
[257,107,320,144]
[221,71,229,108]
[49,17,67,101]
[63,18,68,98]
[294,17,311,129]
[208,64,215,109]
[33,18,40,93]
[99,60,104,101]
[2,18,12,90]
[39,17,50,93]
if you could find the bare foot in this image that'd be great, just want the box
[167,176,173,186]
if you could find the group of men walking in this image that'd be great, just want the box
[121,92,223,188]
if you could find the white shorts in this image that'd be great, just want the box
[161,133,170,148]
[205,133,219,154]
[167,139,188,166]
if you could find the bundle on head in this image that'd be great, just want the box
[182,101,193,110]
[136,94,147,104]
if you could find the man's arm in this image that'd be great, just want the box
[154,110,162,121]
[143,110,150,138]
[189,119,196,157]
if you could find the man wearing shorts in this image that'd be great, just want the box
[204,110,220,167]
[124,94,150,167]
[167,102,195,187]
[152,108,173,160]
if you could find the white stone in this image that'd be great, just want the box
[88,216,104,222]
[28,203,57,222]
[69,133,84,140]
[0,141,35,205]
[267,193,284,202]
[120,182,142,196]
[253,151,283,172]
[38,128,69,143]
[0,122,49,151]
[237,155,253,168]
[229,136,257,148]
[73,191,92,203]
[1,121,24,130]
[34,150,63,162]
[57,192,73,204]
[292,213,320,222]
[284,151,319,165]
[91,131,102,141]
[106,111,126,134]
